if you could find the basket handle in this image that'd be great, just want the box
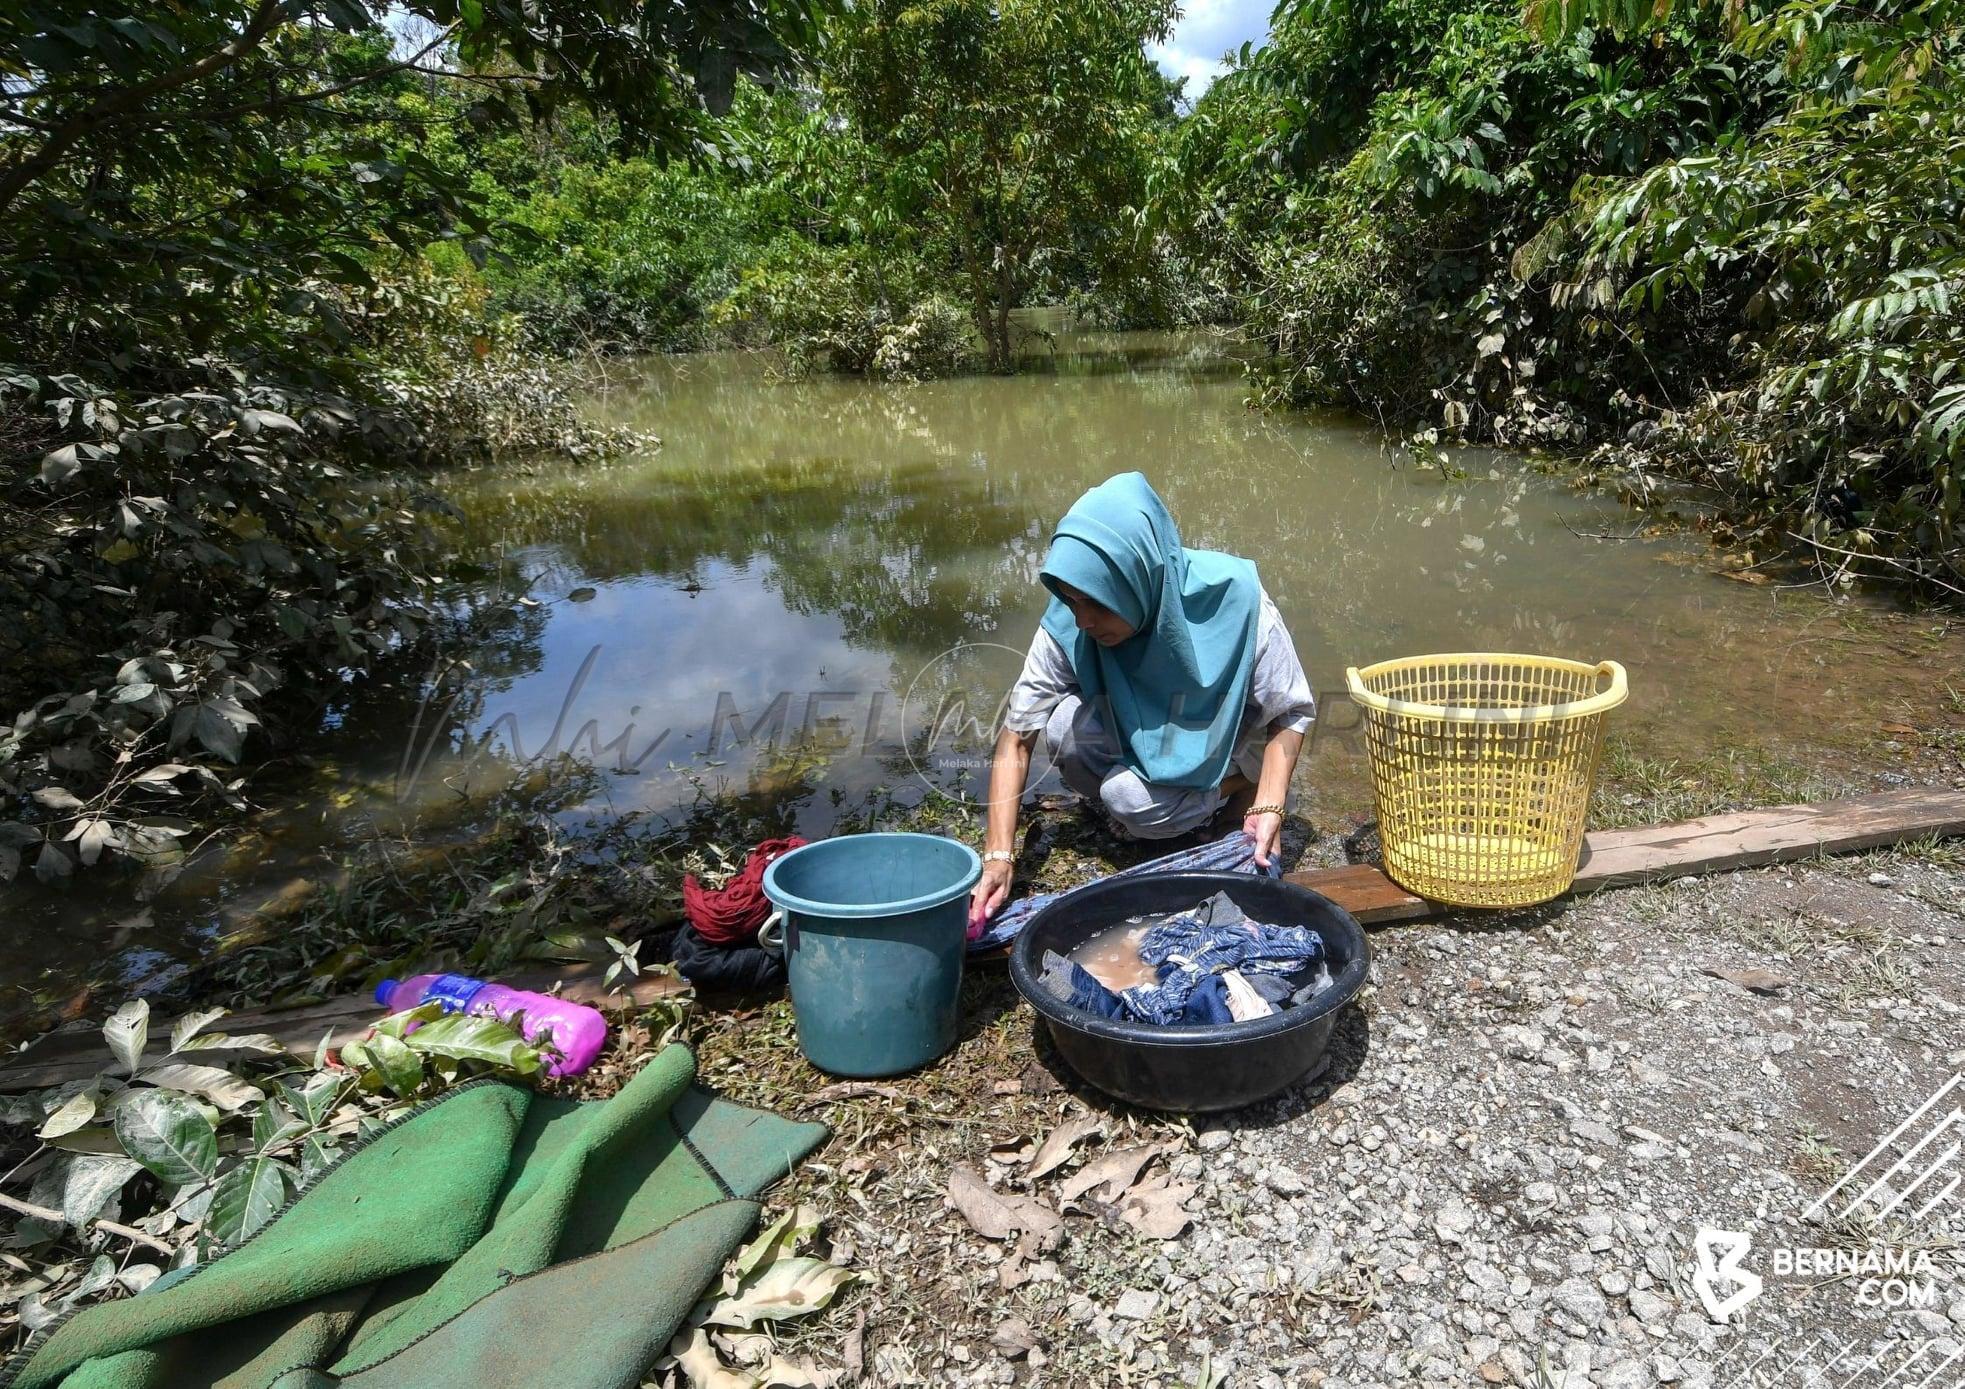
[1595,659,1628,708]
[1345,658,1629,722]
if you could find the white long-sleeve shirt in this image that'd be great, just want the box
[1001,590,1316,778]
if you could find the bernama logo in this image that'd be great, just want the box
[1693,1230,1952,1322]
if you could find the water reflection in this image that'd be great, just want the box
[438,335,1956,806]
[4,331,1959,1032]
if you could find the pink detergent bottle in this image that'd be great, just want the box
[373,973,608,1078]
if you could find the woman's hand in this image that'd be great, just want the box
[971,859,1014,929]
[1244,810,1284,869]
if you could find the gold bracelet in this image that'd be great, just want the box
[1247,803,1286,817]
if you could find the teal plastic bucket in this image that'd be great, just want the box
[761,833,981,1077]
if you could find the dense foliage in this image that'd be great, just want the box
[1178,0,1964,591]
[0,3,816,885]
[446,2,1193,373]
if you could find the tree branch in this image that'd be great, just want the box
[161,23,459,124]
[0,0,289,220]
[0,1190,176,1257]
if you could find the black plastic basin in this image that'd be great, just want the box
[1008,871,1370,1113]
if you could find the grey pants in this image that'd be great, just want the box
[1043,694,1250,840]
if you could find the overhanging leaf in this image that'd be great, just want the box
[370,1003,443,1039]
[69,817,118,866]
[46,1125,125,1156]
[252,1097,308,1152]
[192,703,245,762]
[168,1008,230,1053]
[39,1087,100,1140]
[138,1063,263,1112]
[56,1255,118,1312]
[103,1000,149,1075]
[177,1031,285,1056]
[61,1154,143,1229]
[113,1089,217,1185]
[365,1032,425,1096]
[278,1071,347,1127]
[206,1155,290,1247]
[400,1011,543,1075]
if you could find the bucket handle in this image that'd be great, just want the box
[758,909,794,956]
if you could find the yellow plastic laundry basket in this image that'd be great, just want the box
[1344,653,1628,908]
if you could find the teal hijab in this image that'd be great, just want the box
[1039,473,1261,790]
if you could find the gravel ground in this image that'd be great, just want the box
[699,839,1965,1388]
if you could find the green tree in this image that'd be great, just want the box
[0,0,825,377]
[1531,0,1965,590]
[824,0,1179,371]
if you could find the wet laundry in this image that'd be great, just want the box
[971,829,1278,952]
[1036,950,1132,1022]
[1042,890,1329,1027]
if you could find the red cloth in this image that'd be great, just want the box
[682,836,807,945]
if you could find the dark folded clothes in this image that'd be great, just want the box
[1121,891,1326,1025]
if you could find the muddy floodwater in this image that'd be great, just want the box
[5,329,1962,1026]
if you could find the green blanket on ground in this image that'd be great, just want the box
[6,1045,827,1389]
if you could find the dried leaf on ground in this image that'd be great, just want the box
[841,1307,865,1383]
[1704,965,1789,994]
[703,1258,856,1329]
[1025,1111,1106,1181]
[839,1154,887,1185]
[670,1327,763,1389]
[991,1317,1040,1359]
[731,1204,821,1281]
[947,1165,1063,1251]
[985,1137,1032,1166]
[1018,1064,1062,1096]
[712,1330,777,1369]
[1056,1143,1165,1206]
[1117,1173,1196,1240]
[800,1082,902,1108]
[755,1356,844,1387]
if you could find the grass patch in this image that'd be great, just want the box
[1591,738,1847,829]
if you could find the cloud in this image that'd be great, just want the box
[1150,0,1274,99]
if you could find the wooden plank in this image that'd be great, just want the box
[1573,787,1965,889]
[0,961,688,1094]
[1286,785,1965,921]
[1280,862,1430,924]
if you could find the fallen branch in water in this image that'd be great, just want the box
[1785,531,1965,599]
[1557,513,1647,541]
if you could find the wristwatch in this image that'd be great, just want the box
[982,850,1015,865]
